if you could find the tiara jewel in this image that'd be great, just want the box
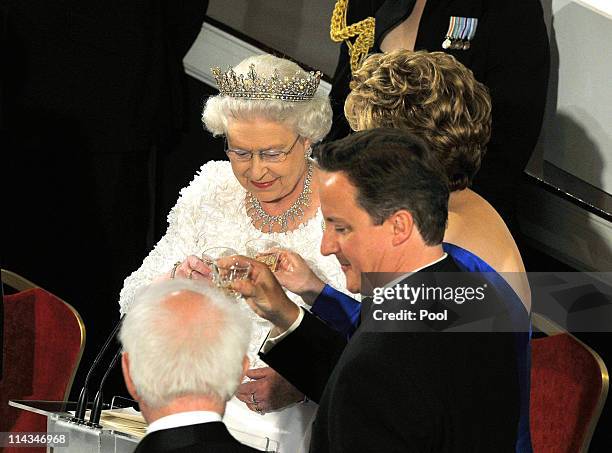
[211,64,322,102]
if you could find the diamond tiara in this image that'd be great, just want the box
[211,64,322,102]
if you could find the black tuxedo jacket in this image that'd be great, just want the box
[134,422,260,453]
[262,257,520,452]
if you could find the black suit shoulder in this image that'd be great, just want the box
[313,321,519,451]
[265,256,520,451]
[134,422,259,453]
[261,256,462,402]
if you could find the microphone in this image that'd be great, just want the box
[89,346,123,427]
[72,315,124,422]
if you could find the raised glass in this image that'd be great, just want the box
[245,239,281,271]
[202,246,239,266]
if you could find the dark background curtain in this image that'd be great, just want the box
[0,0,219,398]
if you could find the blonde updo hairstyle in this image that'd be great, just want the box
[203,54,332,143]
[345,50,491,191]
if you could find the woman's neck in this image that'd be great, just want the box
[448,187,473,212]
[248,165,321,233]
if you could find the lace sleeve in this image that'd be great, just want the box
[117,166,220,315]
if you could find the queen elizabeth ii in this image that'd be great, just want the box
[118,54,348,451]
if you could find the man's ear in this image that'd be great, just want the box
[121,353,140,402]
[387,210,414,246]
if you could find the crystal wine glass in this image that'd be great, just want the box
[213,256,251,301]
[202,246,239,266]
[245,239,281,272]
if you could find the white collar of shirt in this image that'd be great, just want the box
[146,411,223,434]
[383,253,448,289]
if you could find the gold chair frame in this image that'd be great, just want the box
[531,312,609,453]
[1,268,86,401]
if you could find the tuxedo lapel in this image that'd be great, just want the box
[357,295,374,328]
[374,0,418,49]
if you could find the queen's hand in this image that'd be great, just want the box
[157,255,213,282]
[236,367,305,414]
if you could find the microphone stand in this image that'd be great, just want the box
[72,315,124,422]
[89,346,123,427]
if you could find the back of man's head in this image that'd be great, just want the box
[119,279,252,409]
[313,127,449,245]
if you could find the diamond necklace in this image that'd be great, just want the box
[246,162,313,233]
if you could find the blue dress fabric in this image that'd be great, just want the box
[310,243,532,453]
[311,284,361,338]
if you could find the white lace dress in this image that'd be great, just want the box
[118,160,350,452]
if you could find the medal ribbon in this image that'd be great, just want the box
[466,18,478,41]
[445,16,456,40]
[456,17,467,41]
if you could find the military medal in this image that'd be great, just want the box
[442,16,456,49]
[454,17,467,49]
[442,16,478,50]
[463,16,478,49]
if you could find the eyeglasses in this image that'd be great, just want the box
[225,135,301,162]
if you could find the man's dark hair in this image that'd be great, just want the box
[313,128,449,245]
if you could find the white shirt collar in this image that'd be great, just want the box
[384,253,448,288]
[146,411,223,434]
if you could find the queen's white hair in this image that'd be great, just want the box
[203,54,332,142]
[119,279,252,409]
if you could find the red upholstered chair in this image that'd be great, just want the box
[1,269,85,453]
[530,312,609,453]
